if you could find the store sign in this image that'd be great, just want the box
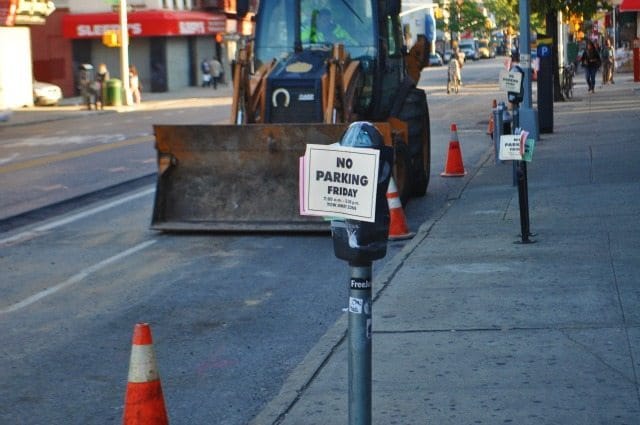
[0,0,17,26]
[62,11,226,39]
[76,23,143,37]
[1,0,55,25]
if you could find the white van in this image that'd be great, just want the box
[458,39,479,61]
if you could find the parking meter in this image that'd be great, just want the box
[508,64,524,105]
[330,122,393,265]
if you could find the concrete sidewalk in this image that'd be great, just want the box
[0,84,233,127]
[252,75,640,424]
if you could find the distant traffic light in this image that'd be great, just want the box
[102,30,120,47]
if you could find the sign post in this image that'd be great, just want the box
[499,128,536,244]
[119,0,132,106]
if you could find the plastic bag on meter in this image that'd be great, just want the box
[330,122,393,264]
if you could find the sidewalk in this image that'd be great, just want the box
[251,74,640,424]
[0,84,233,127]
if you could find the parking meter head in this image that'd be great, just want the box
[331,122,392,265]
[340,121,385,148]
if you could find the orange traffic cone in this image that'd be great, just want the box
[487,99,497,136]
[123,323,169,425]
[440,123,466,177]
[387,177,415,241]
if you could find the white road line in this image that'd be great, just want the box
[0,186,155,247]
[0,240,157,314]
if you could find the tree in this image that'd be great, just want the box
[483,0,518,30]
[528,0,607,102]
[435,0,492,40]
[530,0,605,20]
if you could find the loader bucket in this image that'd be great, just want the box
[151,123,350,232]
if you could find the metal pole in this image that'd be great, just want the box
[493,102,504,165]
[517,0,539,142]
[516,160,532,243]
[119,0,132,106]
[511,102,534,243]
[348,263,372,425]
[512,105,519,186]
[613,6,617,50]
[519,0,532,109]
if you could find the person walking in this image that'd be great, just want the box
[601,38,615,85]
[201,58,212,87]
[210,57,222,90]
[581,39,601,93]
[95,63,109,110]
[129,65,142,104]
[446,47,463,94]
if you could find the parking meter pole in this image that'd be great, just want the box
[329,121,392,425]
[511,104,520,186]
[493,103,504,165]
[516,161,533,243]
[511,102,534,243]
[348,263,373,425]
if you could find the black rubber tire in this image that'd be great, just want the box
[393,141,412,207]
[397,88,431,198]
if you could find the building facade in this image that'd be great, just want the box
[19,0,255,96]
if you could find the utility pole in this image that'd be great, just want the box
[119,0,132,105]
[517,0,539,141]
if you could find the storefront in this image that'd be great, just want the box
[62,9,227,92]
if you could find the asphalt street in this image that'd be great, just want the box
[2,68,639,424]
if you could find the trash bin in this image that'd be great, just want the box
[106,78,122,106]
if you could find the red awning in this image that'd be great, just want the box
[62,10,226,39]
[620,0,640,12]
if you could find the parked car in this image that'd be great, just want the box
[458,39,479,61]
[429,53,443,66]
[33,81,62,106]
[477,39,496,59]
[443,49,452,64]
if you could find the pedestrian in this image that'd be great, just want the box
[601,38,615,85]
[95,63,109,110]
[209,57,222,90]
[78,63,96,110]
[201,58,212,87]
[446,47,463,94]
[581,39,601,93]
[129,65,141,104]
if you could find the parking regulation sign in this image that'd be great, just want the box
[299,144,379,222]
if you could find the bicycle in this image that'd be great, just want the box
[561,63,575,99]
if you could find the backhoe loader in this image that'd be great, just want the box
[152,0,432,232]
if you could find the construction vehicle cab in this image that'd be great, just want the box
[152,0,431,232]
[247,0,408,124]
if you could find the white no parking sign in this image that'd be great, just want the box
[299,144,379,222]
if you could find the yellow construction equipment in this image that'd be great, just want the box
[152,0,432,232]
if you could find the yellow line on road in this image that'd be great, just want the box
[0,135,155,174]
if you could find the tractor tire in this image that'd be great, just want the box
[397,88,431,198]
[393,140,412,207]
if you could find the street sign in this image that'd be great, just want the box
[499,132,535,162]
[499,69,523,92]
[499,134,523,161]
[300,144,379,222]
